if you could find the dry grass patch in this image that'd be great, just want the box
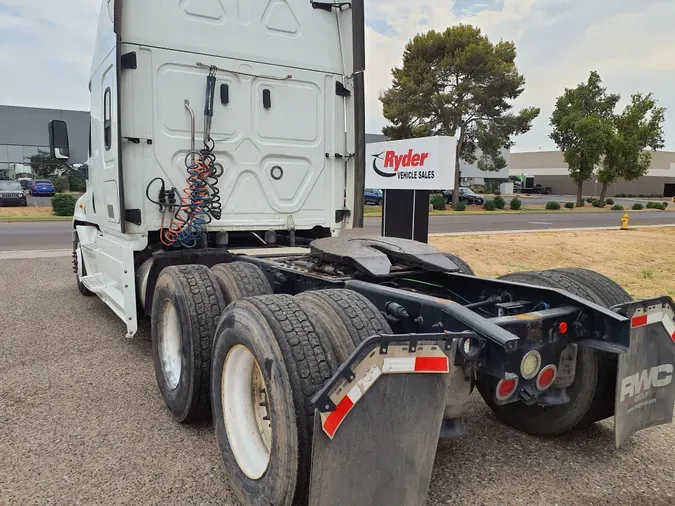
[0,207,61,219]
[430,227,675,300]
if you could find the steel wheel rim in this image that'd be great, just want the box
[159,299,182,390]
[222,344,272,480]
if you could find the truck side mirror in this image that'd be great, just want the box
[49,120,70,160]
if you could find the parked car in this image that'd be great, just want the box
[443,187,485,205]
[18,179,33,190]
[30,179,56,197]
[0,180,28,207]
[364,188,383,206]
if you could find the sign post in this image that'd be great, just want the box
[365,136,456,243]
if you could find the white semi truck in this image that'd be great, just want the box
[49,1,675,505]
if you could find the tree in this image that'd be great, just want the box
[596,93,665,204]
[29,152,61,178]
[550,71,620,206]
[380,24,540,208]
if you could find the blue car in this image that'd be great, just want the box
[30,179,56,197]
[364,188,383,206]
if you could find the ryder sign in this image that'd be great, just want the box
[365,136,456,190]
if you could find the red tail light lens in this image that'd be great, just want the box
[536,365,557,391]
[496,378,518,401]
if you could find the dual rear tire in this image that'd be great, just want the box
[151,262,388,505]
[212,289,391,506]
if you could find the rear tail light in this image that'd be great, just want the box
[520,350,542,380]
[496,378,518,401]
[536,365,557,391]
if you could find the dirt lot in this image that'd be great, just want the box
[430,227,675,299]
[2,234,675,505]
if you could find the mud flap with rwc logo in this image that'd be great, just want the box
[615,296,675,449]
[308,335,452,506]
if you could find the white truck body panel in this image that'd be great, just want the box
[77,0,358,336]
[84,0,356,237]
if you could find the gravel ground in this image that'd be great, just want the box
[2,257,675,505]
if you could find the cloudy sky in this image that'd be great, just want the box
[1,0,674,152]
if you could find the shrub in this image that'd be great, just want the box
[611,204,624,211]
[454,201,467,212]
[626,193,636,198]
[564,202,575,209]
[646,201,657,209]
[592,199,603,208]
[52,178,67,193]
[632,203,644,210]
[585,197,594,203]
[69,175,86,193]
[546,201,561,210]
[494,190,501,196]
[576,200,585,207]
[509,197,522,210]
[606,198,614,205]
[51,193,77,216]
[493,195,506,210]
[662,201,669,209]
[483,199,497,211]
[656,203,667,210]
[430,193,446,211]
[615,193,626,198]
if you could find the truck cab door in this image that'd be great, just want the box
[96,56,124,232]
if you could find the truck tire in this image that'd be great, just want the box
[73,235,93,296]
[151,265,226,423]
[211,295,334,506]
[547,268,632,422]
[477,270,605,435]
[443,253,475,276]
[211,262,273,305]
[295,289,392,363]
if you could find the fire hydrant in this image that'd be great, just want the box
[621,214,630,230]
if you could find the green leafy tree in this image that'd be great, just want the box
[550,71,620,206]
[29,152,61,178]
[596,93,665,205]
[380,24,540,208]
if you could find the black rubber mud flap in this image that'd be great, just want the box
[614,296,675,448]
[308,335,451,506]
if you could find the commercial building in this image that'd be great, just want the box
[510,150,675,198]
[13,106,671,198]
[0,105,89,180]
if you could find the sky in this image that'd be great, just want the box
[1,0,674,152]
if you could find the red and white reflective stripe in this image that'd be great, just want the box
[631,311,675,344]
[323,384,360,438]
[382,356,449,373]
[323,365,382,438]
[631,312,663,328]
[321,354,449,438]
[663,315,675,343]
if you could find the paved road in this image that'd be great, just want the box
[2,257,674,505]
[2,211,674,251]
